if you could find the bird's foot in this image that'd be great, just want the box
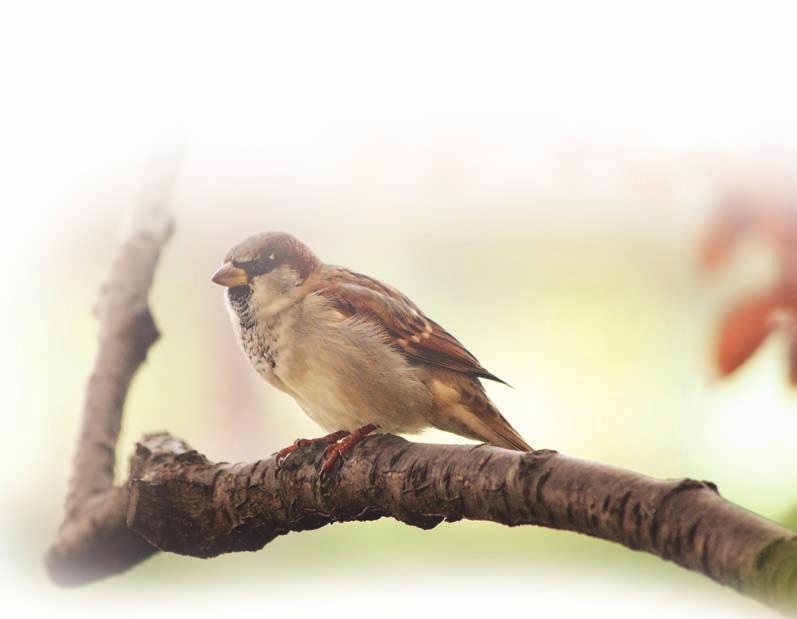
[274,430,350,467]
[321,423,379,472]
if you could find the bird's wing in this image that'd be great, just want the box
[314,267,508,384]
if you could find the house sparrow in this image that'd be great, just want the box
[212,231,530,469]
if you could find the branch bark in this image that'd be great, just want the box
[47,186,797,615]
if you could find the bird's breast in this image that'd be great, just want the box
[241,321,284,380]
[229,292,433,434]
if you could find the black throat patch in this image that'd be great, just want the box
[227,286,255,331]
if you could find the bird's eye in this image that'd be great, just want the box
[239,254,278,276]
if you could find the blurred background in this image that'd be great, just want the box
[2,2,797,617]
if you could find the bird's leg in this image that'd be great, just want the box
[274,430,350,465]
[321,423,379,472]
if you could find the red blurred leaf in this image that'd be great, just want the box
[789,334,797,387]
[716,294,779,376]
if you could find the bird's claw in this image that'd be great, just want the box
[273,439,309,467]
[273,431,350,468]
[320,423,378,473]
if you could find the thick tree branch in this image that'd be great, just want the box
[127,432,797,614]
[47,183,797,615]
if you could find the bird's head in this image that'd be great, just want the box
[212,231,321,316]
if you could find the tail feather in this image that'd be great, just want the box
[467,406,532,451]
[459,379,531,451]
[426,370,532,451]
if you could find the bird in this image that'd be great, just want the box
[211,231,531,470]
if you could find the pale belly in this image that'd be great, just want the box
[257,303,433,434]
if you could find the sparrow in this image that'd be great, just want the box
[212,231,531,469]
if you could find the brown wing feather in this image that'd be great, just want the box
[314,267,508,384]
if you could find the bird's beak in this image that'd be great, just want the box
[211,262,250,287]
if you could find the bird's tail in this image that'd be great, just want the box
[433,376,532,451]
[470,404,532,451]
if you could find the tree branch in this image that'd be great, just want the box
[46,185,797,615]
[45,162,175,585]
